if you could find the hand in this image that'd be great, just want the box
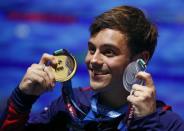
[127,71,156,117]
[19,53,57,96]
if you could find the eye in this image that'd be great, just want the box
[88,44,96,55]
[103,49,116,57]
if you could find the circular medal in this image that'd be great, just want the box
[123,59,146,92]
[51,49,77,82]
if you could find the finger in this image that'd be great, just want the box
[132,84,151,96]
[39,53,57,65]
[27,71,47,88]
[127,94,146,106]
[44,66,55,87]
[31,64,45,71]
[132,84,145,91]
[136,71,154,88]
[132,90,144,97]
[31,64,55,90]
[31,69,50,84]
[130,88,144,98]
[130,89,135,96]
[132,83,156,99]
[127,95,139,106]
[29,68,52,90]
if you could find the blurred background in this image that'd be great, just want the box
[0,0,184,118]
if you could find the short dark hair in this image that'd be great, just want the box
[89,5,158,60]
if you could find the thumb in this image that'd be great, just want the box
[136,71,154,88]
[39,53,57,65]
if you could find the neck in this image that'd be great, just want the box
[98,86,129,109]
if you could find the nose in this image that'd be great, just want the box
[91,51,103,68]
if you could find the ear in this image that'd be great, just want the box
[140,51,150,64]
[133,51,150,64]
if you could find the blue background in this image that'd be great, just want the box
[0,0,184,118]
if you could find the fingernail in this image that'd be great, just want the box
[54,60,57,64]
[52,82,55,87]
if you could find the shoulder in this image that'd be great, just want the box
[156,100,184,130]
[130,100,184,130]
[156,100,182,120]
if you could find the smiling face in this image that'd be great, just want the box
[85,28,131,92]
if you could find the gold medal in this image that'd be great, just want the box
[51,49,77,82]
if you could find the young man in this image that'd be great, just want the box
[1,5,184,130]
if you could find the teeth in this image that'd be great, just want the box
[90,69,106,75]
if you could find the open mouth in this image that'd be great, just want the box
[90,69,109,76]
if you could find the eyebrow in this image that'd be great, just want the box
[88,41,121,52]
[88,41,93,46]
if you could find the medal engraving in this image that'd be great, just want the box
[51,49,77,82]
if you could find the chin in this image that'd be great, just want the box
[90,81,110,92]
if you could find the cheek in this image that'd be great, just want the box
[85,53,90,65]
[107,61,127,77]
[112,66,124,78]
